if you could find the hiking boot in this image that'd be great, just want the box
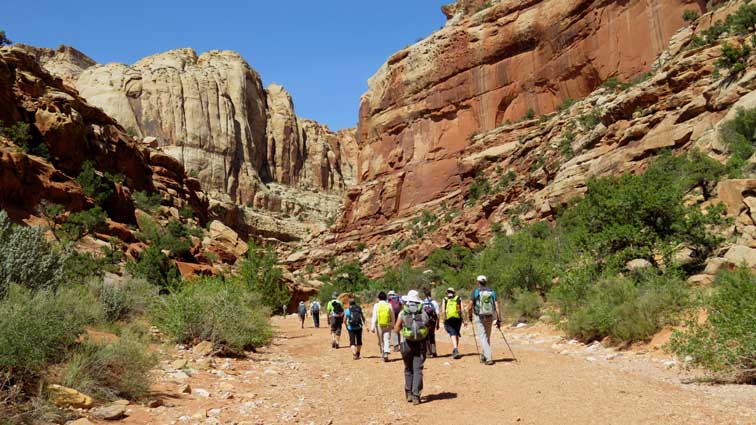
[352,354,358,360]
[480,354,486,363]
[452,348,460,359]
[335,343,339,349]
[412,396,421,405]
[382,353,388,362]
[485,360,495,366]
[406,392,413,403]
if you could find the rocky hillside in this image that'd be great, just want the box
[19,45,358,242]
[288,0,756,280]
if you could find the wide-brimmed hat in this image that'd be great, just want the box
[477,275,487,283]
[446,287,456,293]
[388,290,396,296]
[332,292,339,298]
[402,289,422,304]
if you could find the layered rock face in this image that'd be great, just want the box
[14,44,96,87]
[347,0,704,230]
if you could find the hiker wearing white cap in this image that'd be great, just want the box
[387,290,403,352]
[471,275,501,365]
[422,288,440,357]
[440,287,464,359]
[370,291,396,362]
[394,290,430,405]
[297,301,307,329]
[326,292,345,348]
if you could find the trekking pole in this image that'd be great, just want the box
[497,327,518,363]
[470,317,480,355]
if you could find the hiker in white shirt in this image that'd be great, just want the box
[370,291,396,362]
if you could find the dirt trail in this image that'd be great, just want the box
[108,316,756,425]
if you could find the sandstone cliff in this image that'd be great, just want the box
[290,0,756,281]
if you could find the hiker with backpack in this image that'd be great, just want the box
[297,301,307,329]
[326,292,345,348]
[440,287,464,359]
[370,291,396,362]
[471,276,501,365]
[345,299,365,360]
[310,299,321,328]
[387,290,403,352]
[394,290,429,405]
[422,288,440,357]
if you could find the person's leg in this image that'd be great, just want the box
[482,316,493,362]
[349,330,358,358]
[473,315,488,362]
[356,329,363,358]
[412,346,425,403]
[402,345,413,401]
[428,328,437,356]
[335,319,342,347]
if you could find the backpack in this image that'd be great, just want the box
[298,304,306,315]
[401,303,429,341]
[331,300,344,317]
[348,305,363,329]
[423,299,438,326]
[388,295,402,315]
[477,288,495,316]
[311,301,320,313]
[377,303,392,327]
[445,296,461,320]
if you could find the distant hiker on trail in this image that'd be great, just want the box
[370,291,396,362]
[395,290,429,405]
[326,292,345,348]
[345,299,365,360]
[440,287,463,359]
[471,275,501,365]
[310,300,321,328]
[422,288,440,357]
[387,290,403,352]
[297,301,307,329]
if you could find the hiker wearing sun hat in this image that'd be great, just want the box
[471,275,501,365]
[440,287,464,359]
[387,290,403,352]
[394,289,430,405]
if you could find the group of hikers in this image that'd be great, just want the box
[296,275,503,405]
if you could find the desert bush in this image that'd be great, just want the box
[0,211,67,296]
[76,161,113,206]
[0,285,103,384]
[683,10,700,23]
[467,176,491,201]
[730,2,756,35]
[236,241,289,311]
[511,288,543,321]
[91,277,159,322]
[132,191,162,213]
[136,215,192,259]
[0,30,10,47]
[0,121,31,151]
[563,272,689,342]
[577,109,601,130]
[669,268,756,383]
[716,41,752,74]
[62,331,157,400]
[151,277,273,354]
[719,107,756,176]
[60,206,108,241]
[522,108,535,121]
[125,245,180,290]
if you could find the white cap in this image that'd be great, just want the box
[477,275,487,283]
[388,290,396,296]
[402,290,422,304]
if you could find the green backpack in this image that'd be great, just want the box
[477,288,495,316]
[401,303,429,341]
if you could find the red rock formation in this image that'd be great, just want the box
[346,0,705,231]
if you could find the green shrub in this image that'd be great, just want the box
[704,20,729,44]
[179,205,195,219]
[151,277,273,354]
[0,31,10,47]
[522,108,535,121]
[670,268,756,383]
[468,176,491,201]
[126,246,180,290]
[61,206,108,241]
[558,98,576,112]
[716,41,752,74]
[559,131,575,158]
[564,272,688,342]
[512,289,543,320]
[136,215,192,258]
[602,77,620,90]
[730,2,756,35]
[577,109,601,130]
[683,10,699,23]
[0,211,67,296]
[235,241,289,311]
[91,277,159,322]
[0,121,32,151]
[132,191,162,213]
[719,107,756,176]
[76,161,113,206]
[62,332,157,400]
[0,285,103,384]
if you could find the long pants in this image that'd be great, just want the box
[401,341,425,397]
[426,327,437,355]
[391,330,400,349]
[473,314,494,361]
[376,325,391,354]
[312,312,320,328]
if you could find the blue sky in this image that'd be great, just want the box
[2,1,449,130]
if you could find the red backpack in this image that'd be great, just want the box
[388,295,402,315]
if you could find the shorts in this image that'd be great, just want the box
[348,329,363,346]
[330,316,344,335]
[444,318,462,337]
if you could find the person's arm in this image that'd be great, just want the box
[495,295,502,328]
[390,305,396,327]
[370,304,377,332]
[393,312,403,333]
[440,299,446,323]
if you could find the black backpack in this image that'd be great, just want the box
[331,300,344,317]
[348,305,363,328]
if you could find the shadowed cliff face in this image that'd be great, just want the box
[345,0,705,230]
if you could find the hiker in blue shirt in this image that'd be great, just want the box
[344,299,365,360]
[471,275,501,365]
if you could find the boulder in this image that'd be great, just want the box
[723,245,756,268]
[47,384,93,409]
[90,403,127,420]
[193,341,214,357]
[626,259,653,271]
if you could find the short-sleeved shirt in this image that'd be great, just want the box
[345,307,364,331]
[471,287,497,315]
[326,299,337,314]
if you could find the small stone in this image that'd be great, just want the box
[169,371,190,381]
[586,356,597,362]
[67,419,95,425]
[207,408,222,417]
[178,384,192,394]
[193,388,210,398]
[218,382,235,392]
[91,404,127,420]
[147,399,163,408]
[663,360,677,368]
[171,359,189,369]
[220,392,234,400]
[263,368,278,375]
[191,409,207,419]
[47,384,93,409]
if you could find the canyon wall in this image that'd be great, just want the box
[345,0,705,230]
